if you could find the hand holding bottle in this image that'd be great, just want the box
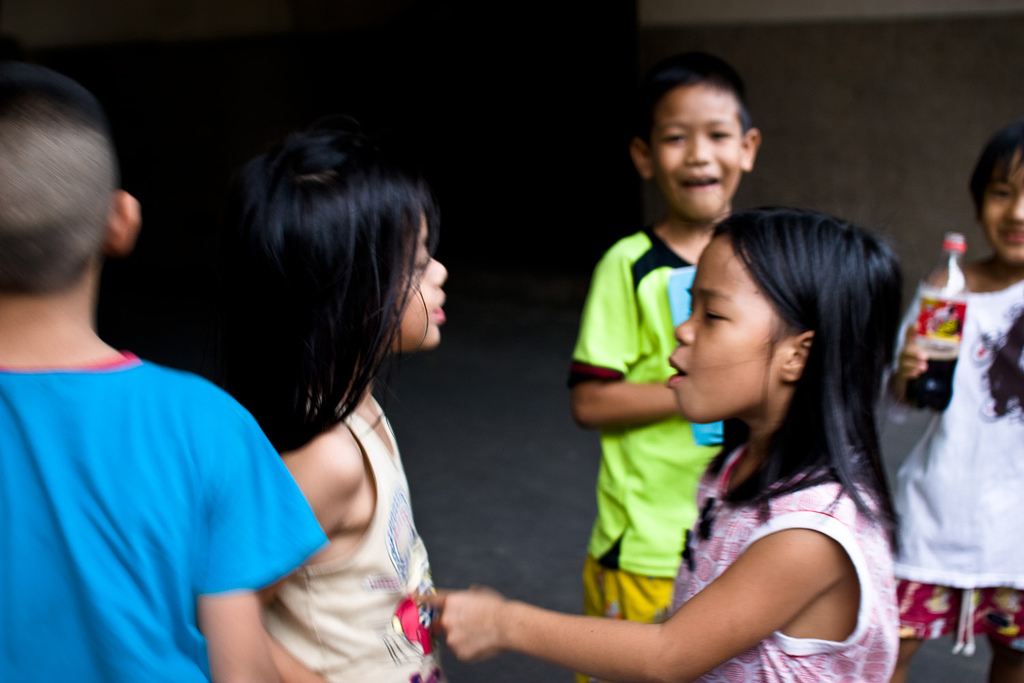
[893,327,928,394]
[903,232,968,410]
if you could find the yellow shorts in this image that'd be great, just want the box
[576,554,675,683]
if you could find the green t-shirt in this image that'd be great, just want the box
[571,229,718,577]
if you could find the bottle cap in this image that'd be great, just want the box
[942,232,966,253]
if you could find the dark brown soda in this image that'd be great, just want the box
[905,357,958,410]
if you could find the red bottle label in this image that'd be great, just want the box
[915,297,967,343]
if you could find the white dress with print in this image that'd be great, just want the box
[894,279,1024,590]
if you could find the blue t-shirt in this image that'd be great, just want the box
[0,357,327,682]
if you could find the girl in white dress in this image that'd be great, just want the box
[890,119,1024,683]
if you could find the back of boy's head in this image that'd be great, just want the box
[970,118,1024,215]
[220,117,439,452]
[0,62,117,293]
[714,208,902,539]
[634,51,752,141]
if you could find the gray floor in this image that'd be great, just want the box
[387,281,992,682]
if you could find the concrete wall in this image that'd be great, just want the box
[640,0,1024,26]
[637,14,1024,296]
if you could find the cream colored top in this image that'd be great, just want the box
[263,409,443,683]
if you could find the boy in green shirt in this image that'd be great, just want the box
[569,52,761,660]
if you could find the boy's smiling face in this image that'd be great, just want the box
[631,83,760,228]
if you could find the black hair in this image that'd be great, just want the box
[969,118,1024,216]
[0,61,117,292]
[218,118,439,452]
[710,208,902,542]
[634,51,752,142]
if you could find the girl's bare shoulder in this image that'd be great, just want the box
[287,425,367,487]
[282,424,372,535]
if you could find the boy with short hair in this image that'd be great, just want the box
[0,62,327,682]
[569,52,761,647]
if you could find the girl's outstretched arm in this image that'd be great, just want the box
[432,527,859,683]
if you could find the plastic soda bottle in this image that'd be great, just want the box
[905,232,968,410]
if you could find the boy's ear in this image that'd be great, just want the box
[740,127,762,173]
[778,330,814,383]
[103,190,141,258]
[629,136,655,180]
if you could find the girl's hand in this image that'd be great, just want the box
[426,587,509,662]
[890,328,928,401]
[896,337,928,382]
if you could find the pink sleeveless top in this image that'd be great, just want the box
[672,449,898,682]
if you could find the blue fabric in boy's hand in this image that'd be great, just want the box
[668,266,724,447]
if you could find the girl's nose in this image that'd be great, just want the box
[1010,193,1024,222]
[674,319,694,345]
[431,258,448,285]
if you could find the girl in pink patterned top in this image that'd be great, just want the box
[431,208,901,682]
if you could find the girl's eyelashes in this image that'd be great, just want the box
[689,291,723,322]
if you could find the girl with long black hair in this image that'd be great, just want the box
[431,208,902,683]
[219,119,447,683]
